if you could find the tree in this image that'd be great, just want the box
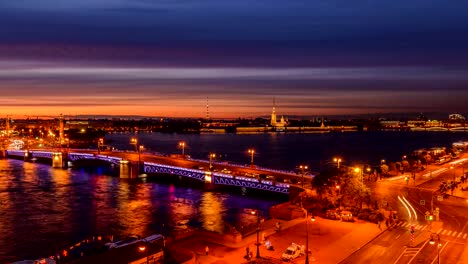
[424,154,432,165]
[402,160,410,172]
[380,164,389,176]
[340,168,371,213]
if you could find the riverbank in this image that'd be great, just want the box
[170,215,386,264]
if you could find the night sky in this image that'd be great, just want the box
[1,0,468,118]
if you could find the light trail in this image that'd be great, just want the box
[398,195,412,220]
[402,196,418,221]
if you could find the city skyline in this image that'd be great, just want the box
[1,1,468,118]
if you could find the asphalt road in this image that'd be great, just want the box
[341,158,468,264]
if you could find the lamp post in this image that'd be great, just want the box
[302,197,314,264]
[450,166,455,182]
[179,141,186,156]
[333,158,342,169]
[138,145,144,168]
[250,210,262,258]
[354,167,363,185]
[130,137,138,152]
[138,243,149,264]
[98,138,104,154]
[209,153,216,170]
[248,148,255,165]
[299,165,308,188]
[429,233,441,264]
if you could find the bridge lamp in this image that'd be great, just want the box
[248,149,255,165]
[299,165,308,188]
[333,158,342,168]
[130,138,138,152]
[179,142,186,156]
[209,153,216,170]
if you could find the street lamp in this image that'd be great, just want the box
[130,137,138,152]
[299,165,308,188]
[450,166,455,181]
[250,210,262,258]
[209,153,216,170]
[138,244,149,264]
[178,141,186,156]
[354,167,363,185]
[248,149,255,165]
[98,138,104,154]
[429,233,441,264]
[333,158,342,168]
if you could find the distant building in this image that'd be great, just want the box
[449,113,465,120]
[270,98,288,127]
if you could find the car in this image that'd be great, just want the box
[281,243,304,261]
[340,211,354,222]
[325,209,341,220]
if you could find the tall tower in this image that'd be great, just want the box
[270,97,277,126]
[206,97,210,120]
[59,114,64,142]
[5,116,10,137]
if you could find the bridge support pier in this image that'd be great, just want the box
[204,171,215,190]
[119,160,139,178]
[24,150,32,161]
[51,152,68,168]
[52,152,63,168]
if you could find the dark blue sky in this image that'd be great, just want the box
[1,0,468,118]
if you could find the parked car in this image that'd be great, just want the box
[281,243,304,261]
[325,209,341,220]
[340,211,354,222]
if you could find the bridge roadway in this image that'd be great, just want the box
[79,149,313,187]
[5,148,312,193]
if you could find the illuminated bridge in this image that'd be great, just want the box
[3,149,295,194]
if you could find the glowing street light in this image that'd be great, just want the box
[209,153,216,170]
[354,167,364,185]
[250,210,262,259]
[130,137,138,152]
[179,141,186,156]
[138,244,149,264]
[98,138,104,154]
[248,148,255,165]
[299,165,308,188]
[333,158,342,168]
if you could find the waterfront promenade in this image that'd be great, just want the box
[170,216,384,264]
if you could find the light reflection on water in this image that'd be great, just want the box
[0,159,284,262]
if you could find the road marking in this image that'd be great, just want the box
[457,232,462,238]
[437,228,443,234]
[397,222,403,227]
[463,233,467,239]
[431,242,449,264]
[447,231,452,236]
[442,230,447,235]
[421,225,427,231]
[393,247,422,264]
[452,231,457,237]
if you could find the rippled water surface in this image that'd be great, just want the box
[0,159,283,262]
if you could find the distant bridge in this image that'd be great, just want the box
[3,149,294,194]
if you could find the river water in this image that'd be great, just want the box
[1,131,467,262]
[107,131,468,171]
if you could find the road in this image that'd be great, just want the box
[341,156,468,264]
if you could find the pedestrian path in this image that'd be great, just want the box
[394,221,468,241]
